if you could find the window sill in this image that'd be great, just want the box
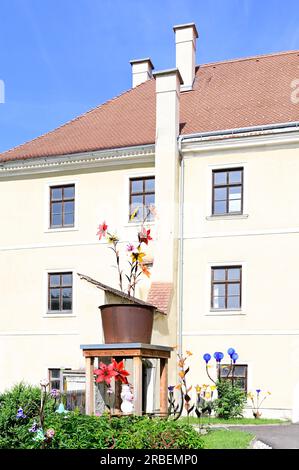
[44,312,75,318]
[44,227,78,233]
[124,221,155,228]
[206,214,249,221]
[206,309,245,316]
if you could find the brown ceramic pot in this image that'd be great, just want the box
[99,303,154,344]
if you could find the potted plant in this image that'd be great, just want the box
[96,209,155,344]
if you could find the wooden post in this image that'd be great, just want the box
[85,356,95,415]
[160,358,168,417]
[133,356,143,416]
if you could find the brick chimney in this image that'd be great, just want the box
[130,58,154,88]
[173,23,198,91]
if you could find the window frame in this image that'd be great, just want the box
[48,368,63,391]
[211,265,242,310]
[212,168,244,216]
[218,363,248,392]
[129,176,155,223]
[47,271,73,314]
[44,179,79,233]
[49,184,75,229]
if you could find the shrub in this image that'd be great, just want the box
[0,382,56,449]
[212,380,246,419]
[0,395,203,449]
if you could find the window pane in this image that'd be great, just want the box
[50,369,61,379]
[62,288,72,310]
[228,268,241,280]
[49,275,60,287]
[229,170,242,184]
[227,296,240,309]
[145,178,155,192]
[229,186,242,200]
[64,186,75,199]
[51,188,62,200]
[145,193,155,209]
[213,297,225,309]
[214,188,226,201]
[64,201,74,214]
[233,366,246,377]
[214,201,226,215]
[50,288,60,301]
[214,172,227,185]
[62,274,72,286]
[131,179,143,193]
[228,283,240,296]
[50,298,60,311]
[64,212,74,226]
[235,378,245,390]
[50,380,61,389]
[213,269,225,281]
[52,202,62,215]
[51,214,62,227]
[229,199,241,212]
[213,284,225,297]
[220,366,231,377]
[130,195,143,220]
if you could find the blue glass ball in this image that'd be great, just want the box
[203,353,211,363]
[227,348,235,357]
[214,351,224,362]
[232,352,239,363]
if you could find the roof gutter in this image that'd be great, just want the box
[179,121,299,142]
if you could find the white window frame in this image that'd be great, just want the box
[206,162,248,220]
[44,179,79,232]
[43,268,77,317]
[123,169,156,227]
[205,261,247,316]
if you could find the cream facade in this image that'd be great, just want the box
[1,22,299,421]
[180,130,299,421]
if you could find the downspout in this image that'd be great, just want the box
[178,135,185,357]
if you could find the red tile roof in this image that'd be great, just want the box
[147,282,173,315]
[1,50,299,162]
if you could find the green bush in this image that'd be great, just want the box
[0,383,203,449]
[0,382,56,449]
[212,380,246,419]
[41,412,203,449]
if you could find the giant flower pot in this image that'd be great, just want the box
[99,304,155,344]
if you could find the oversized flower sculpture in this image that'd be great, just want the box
[94,359,130,386]
[97,209,154,297]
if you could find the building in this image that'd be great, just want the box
[1,22,299,421]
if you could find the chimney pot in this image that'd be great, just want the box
[130,58,154,88]
[173,22,198,91]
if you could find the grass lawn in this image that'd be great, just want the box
[201,429,254,449]
[180,416,287,425]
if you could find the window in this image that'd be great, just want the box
[212,168,243,215]
[48,368,63,390]
[50,184,75,228]
[48,272,73,313]
[211,266,242,310]
[129,176,155,222]
[218,364,248,392]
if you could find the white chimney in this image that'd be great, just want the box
[130,58,154,88]
[173,23,198,91]
[153,68,182,281]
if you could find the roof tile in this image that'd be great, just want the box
[1,50,299,162]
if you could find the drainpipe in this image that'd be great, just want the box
[178,135,185,357]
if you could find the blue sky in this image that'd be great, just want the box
[0,0,299,153]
